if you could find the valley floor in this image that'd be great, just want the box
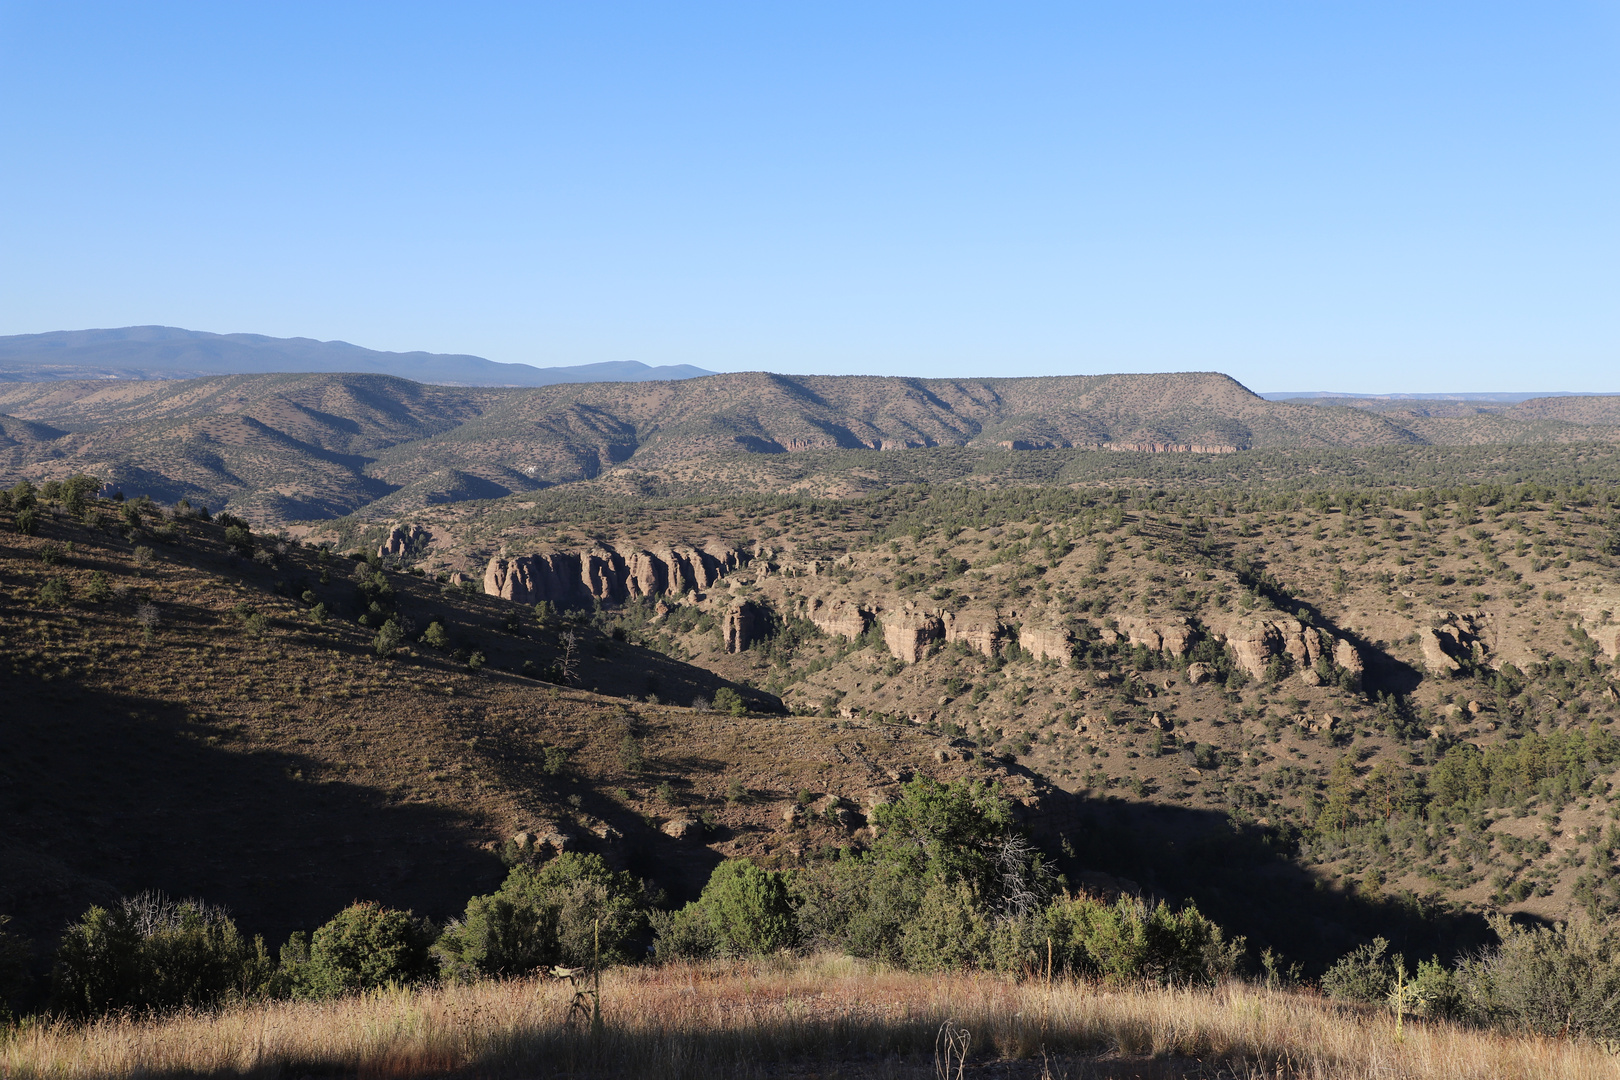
[3,955,1612,1080]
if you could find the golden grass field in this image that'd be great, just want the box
[3,956,1616,1080]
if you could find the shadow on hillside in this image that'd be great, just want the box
[1022,783,1493,973]
[0,672,506,954]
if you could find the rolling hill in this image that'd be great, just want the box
[0,370,1618,525]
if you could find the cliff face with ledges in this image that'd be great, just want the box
[484,542,749,606]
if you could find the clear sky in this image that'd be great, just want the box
[1,3,1616,392]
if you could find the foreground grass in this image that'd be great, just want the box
[3,956,1616,1079]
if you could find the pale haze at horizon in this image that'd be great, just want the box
[0,3,1615,394]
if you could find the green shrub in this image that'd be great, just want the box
[290,902,435,998]
[1321,937,1397,1003]
[37,577,70,606]
[1043,893,1243,985]
[373,618,404,657]
[14,505,37,536]
[712,686,747,716]
[50,894,274,1016]
[649,904,724,961]
[795,777,1055,969]
[900,882,989,972]
[1454,917,1620,1040]
[84,570,111,603]
[420,621,450,649]
[655,860,798,961]
[435,854,648,980]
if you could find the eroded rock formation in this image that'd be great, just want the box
[484,542,746,606]
[378,524,430,559]
[1019,624,1072,662]
[943,611,1005,656]
[882,611,943,664]
[1216,616,1364,688]
[724,603,759,654]
[807,598,870,640]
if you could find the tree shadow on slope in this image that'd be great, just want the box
[0,672,506,955]
[1024,783,1492,975]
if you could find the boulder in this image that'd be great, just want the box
[661,818,700,840]
[1185,662,1213,685]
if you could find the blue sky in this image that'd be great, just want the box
[1,3,1616,392]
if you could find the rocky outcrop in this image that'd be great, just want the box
[724,603,759,653]
[1115,616,1194,656]
[1421,627,1462,675]
[943,611,1005,656]
[1217,616,1363,687]
[1020,624,1072,662]
[1332,638,1365,687]
[1593,625,1620,662]
[1104,442,1242,453]
[1421,611,1496,676]
[378,524,429,559]
[484,542,745,606]
[882,611,944,663]
[807,598,871,640]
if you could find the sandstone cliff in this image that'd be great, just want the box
[484,542,747,605]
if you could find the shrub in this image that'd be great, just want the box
[618,733,645,774]
[373,618,404,657]
[656,860,797,961]
[436,855,648,980]
[420,621,450,649]
[1453,917,1620,1040]
[1321,937,1397,1003]
[37,577,70,606]
[795,777,1057,970]
[14,505,37,536]
[50,894,273,1017]
[1044,894,1244,985]
[84,570,111,603]
[712,686,747,716]
[900,882,990,972]
[291,903,435,999]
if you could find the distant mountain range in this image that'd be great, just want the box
[0,326,714,386]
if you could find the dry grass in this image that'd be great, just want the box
[4,956,1617,1080]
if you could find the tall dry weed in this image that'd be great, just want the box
[3,955,1618,1079]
